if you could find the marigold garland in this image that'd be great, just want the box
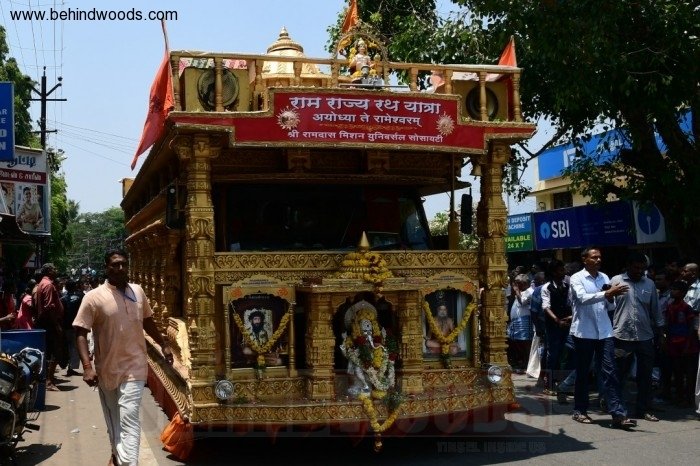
[359,393,401,433]
[423,301,477,367]
[233,311,292,371]
[335,250,393,296]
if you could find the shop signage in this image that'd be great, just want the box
[506,213,534,252]
[534,201,634,250]
[0,82,14,162]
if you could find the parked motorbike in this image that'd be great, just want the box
[0,347,44,461]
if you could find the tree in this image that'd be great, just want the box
[429,205,479,250]
[330,1,700,255]
[0,26,37,147]
[47,154,74,272]
[66,208,127,275]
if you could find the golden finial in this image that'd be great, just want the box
[358,232,370,252]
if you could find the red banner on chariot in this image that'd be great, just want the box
[172,90,530,152]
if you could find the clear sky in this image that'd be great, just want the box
[3,0,538,218]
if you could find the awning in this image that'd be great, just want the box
[0,214,32,243]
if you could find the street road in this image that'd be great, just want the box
[10,372,700,465]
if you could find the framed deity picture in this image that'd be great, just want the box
[422,289,473,358]
[228,293,289,368]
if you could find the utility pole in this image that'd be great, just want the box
[28,67,67,266]
[30,66,67,150]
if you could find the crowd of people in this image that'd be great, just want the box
[0,264,99,390]
[507,249,700,426]
[1,252,173,465]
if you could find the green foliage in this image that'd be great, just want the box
[428,205,479,250]
[66,207,127,274]
[47,169,73,271]
[0,26,38,147]
[382,387,406,412]
[328,0,700,254]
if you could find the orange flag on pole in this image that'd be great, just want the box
[497,36,517,67]
[341,0,359,33]
[131,21,174,170]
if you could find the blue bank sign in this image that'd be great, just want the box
[0,82,15,162]
[534,201,635,250]
[537,111,693,181]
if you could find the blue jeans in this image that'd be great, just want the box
[98,380,146,466]
[573,336,626,417]
[615,338,655,414]
[545,324,569,383]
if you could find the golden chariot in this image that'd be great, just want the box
[121,23,535,452]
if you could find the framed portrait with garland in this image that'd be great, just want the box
[228,293,290,369]
[422,289,474,359]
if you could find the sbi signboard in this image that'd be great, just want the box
[534,201,635,250]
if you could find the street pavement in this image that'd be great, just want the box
[10,370,700,465]
[10,371,170,466]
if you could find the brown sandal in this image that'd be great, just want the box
[612,416,637,429]
[572,412,593,424]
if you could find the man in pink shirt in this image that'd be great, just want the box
[73,249,173,466]
[35,263,65,391]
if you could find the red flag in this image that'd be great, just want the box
[497,36,517,67]
[131,22,174,170]
[341,0,359,33]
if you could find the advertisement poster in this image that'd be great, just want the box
[0,147,50,234]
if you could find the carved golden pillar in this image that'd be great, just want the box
[173,134,221,383]
[148,232,159,304]
[479,71,488,121]
[409,67,418,92]
[444,69,453,95]
[162,232,181,325]
[512,71,522,122]
[293,61,302,86]
[304,293,336,400]
[214,57,224,112]
[254,60,265,110]
[331,61,340,87]
[170,53,181,111]
[477,142,510,365]
[396,291,423,394]
[130,239,144,290]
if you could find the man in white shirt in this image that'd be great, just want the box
[569,247,635,428]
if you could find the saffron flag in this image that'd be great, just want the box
[341,0,359,33]
[131,23,174,170]
[497,36,517,67]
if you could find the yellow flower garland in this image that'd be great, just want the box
[233,311,292,368]
[335,251,392,296]
[423,301,476,358]
[359,393,401,433]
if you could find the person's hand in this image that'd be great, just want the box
[83,365,98,388]
[162,345,174,365]
[604,282,629,300]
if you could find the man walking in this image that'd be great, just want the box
[35,263,65,391]
[569,247,635,428]
[73,249,173,466]
[542,260,572,393]
[610,252,664,421]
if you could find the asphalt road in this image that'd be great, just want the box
[9,372,700,465]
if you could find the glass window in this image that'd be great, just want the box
[213,184,431,252]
